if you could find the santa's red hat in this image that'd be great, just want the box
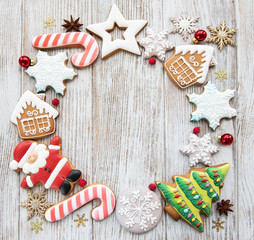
[9,141,37,171]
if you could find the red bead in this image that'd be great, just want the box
[194,30,207,41]
[78,179,87,187]
[214,174,219,177]
[221,134,234,145]
[193,127,200,134]
[149,183,156,191]
[201,178,207,182]
[149,58,156,65]
[52,98,59,106]
[174,194,180,198]
[196,223,201,228]
[197,201,203,205]
[19,56,31,67]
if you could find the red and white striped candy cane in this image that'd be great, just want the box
[45,184,115,222]
[32,32,99,68]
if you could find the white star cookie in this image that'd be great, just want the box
[180,133,219,166]
[86,4,147,59]
[187,82,237,130]
[138,27,174,61]
[26,51,77,95]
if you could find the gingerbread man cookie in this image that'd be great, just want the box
[10,136,82,195]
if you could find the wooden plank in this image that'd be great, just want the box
[0,1,22,240]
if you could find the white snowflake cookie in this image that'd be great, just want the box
[170,12,199,41]
[116,186,162,234]
[26,51,77,95]
[187,82,237,130]
[138,27,174,61]
[180,133,219,166]
[86,4,147,59]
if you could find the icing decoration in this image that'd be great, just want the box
[187,82,237,130]
[156,163,230,232]
[163,45,214,88]
[180,133,219,166]
[138,27,174,61]
[86,4,147,59]
[11,137,82,195]
[45,184,116,222]
[207,21,238,51]
[116,186,162,234]
[32,32,99,68]
[10,90,59,139]
[25,51,77,95]
[170,12,199,41]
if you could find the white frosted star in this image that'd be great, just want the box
[170,12,199,41]
[26,51,77,95]
[86,4,147,59]
[187,82,236,130]
[180,133,219,166]
[138,27,174,61]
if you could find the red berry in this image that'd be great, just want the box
[52,98,59,106]
[149,58,156,65]
[220,134,234,145]
[78,179,87,187]
[19,56,31,67]
[149,183,156,191]
[194,30,207,41]
[193,127,200,134]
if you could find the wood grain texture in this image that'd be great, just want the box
[0,0,253,239]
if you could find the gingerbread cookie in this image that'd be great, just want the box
[10,91,59,140]
[116,186,162,234]
[187,82,237,130]
[86,4,147,59]
[163,45,214,88]
[45,184,116,222]
[180,133,219,166]
[156,163,230,232]
[9,136,82,195]
[25,51,77,95]
[32,32,99,68]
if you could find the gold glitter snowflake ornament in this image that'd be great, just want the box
[215,69,228,82]
[74,214,88,227]
[31,219,43,234]
[170,12,199,41]
[207,21,238,51]
[20,189,53,220]
[44,17,56,29]
[212,218,225,232]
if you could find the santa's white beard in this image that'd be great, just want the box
[22,144,49,174]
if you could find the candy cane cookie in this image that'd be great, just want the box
[32,32,99,68]
[45,184,116,222]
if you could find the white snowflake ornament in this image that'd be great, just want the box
[26,51,77,95]
[187,82,236,130]
[138,27,174,61]
[170,12,199,41]
[180,133,219,166]
[116,186,162,234]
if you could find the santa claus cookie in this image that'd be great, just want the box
[10,136,82,195]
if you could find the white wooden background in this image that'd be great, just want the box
[1,0,253,239]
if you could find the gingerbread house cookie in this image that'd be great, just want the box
[10,91,59,139]
[164,45,214,88]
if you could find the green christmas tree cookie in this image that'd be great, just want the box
[156,163,230,232]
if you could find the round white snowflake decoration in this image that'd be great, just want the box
[116,186,162,234]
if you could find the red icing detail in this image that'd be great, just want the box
[93,186,97,198]
[67,199,73,212]
[19,56,31,67]
[196,223,201,228]
[59,203,64,218]
[79,38,95,66]
[52,33,61,46]
[52,98,59,106]
[149,58,156,65]
[149,183,156,191]
[76,193,81,208]
[102,186,108,218]
[111,193,115,210]
[50,207,56,222]
[194,30,207,41]
[201,178,207,182]
[197,201,203,205]
[34,35,42,47]
[221,134,234,145]
[174,194,180,198]
[214,174,219,177]
[50,136,61,146]
[14,141,33,163]
[42,34,52,47]
[84,188,89,202]
[21,178,29,188]
[62,33,71,44]
[78,179,87,187]
[193,127,200,134]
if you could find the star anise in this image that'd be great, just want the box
[217,199,233,216]
[62,15,83,32]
